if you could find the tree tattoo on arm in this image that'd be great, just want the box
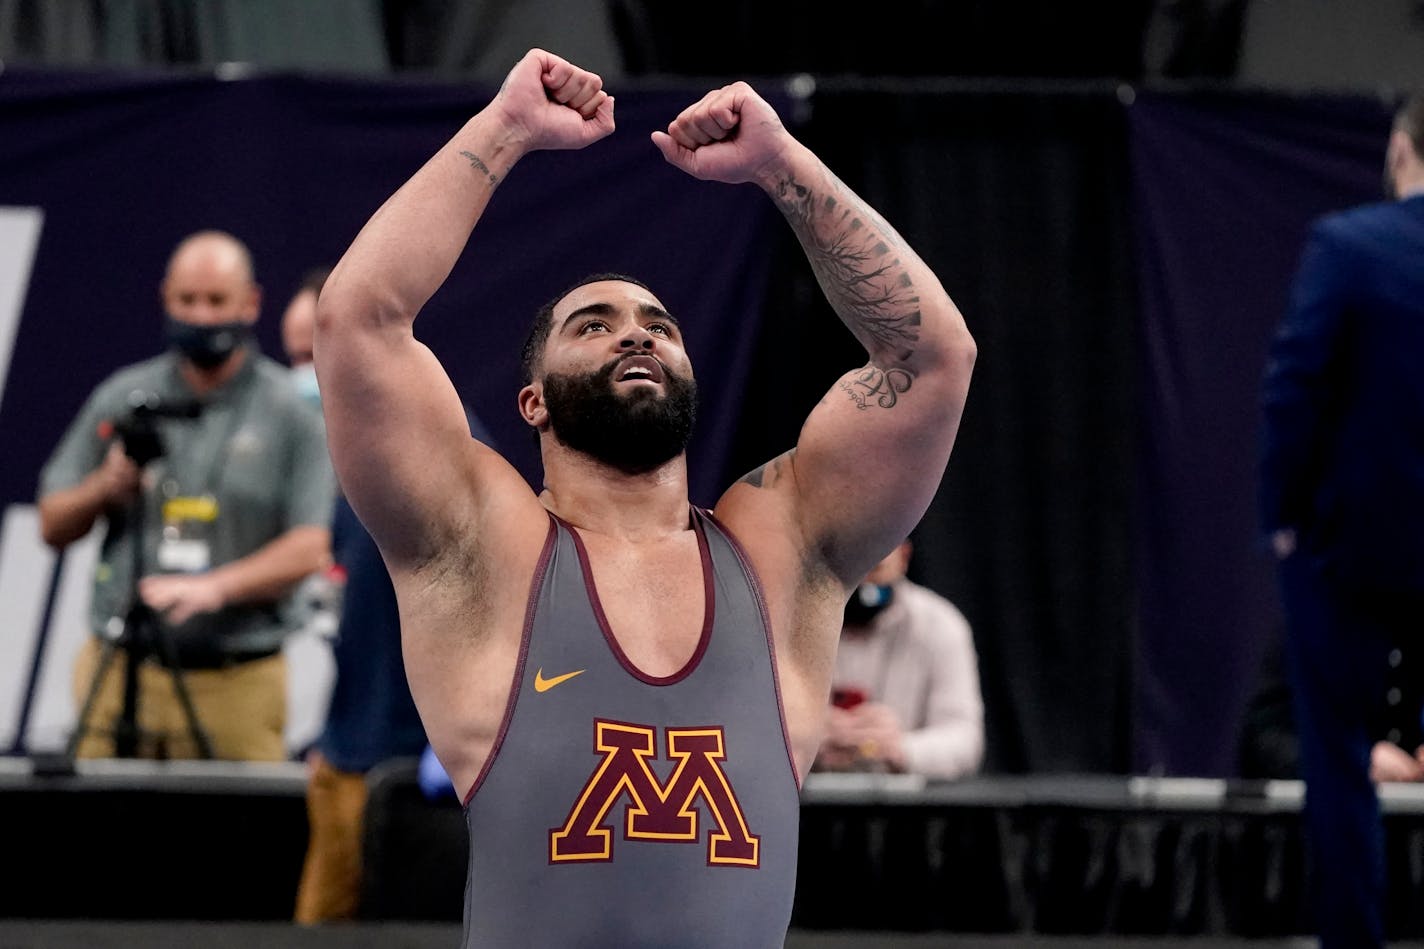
[770,174,923,373]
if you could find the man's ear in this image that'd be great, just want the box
[518,383,547,428]
[243,283,263,325]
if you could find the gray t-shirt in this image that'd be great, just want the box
[40,348,335,667]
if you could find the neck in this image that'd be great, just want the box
[178,346,247,395]
[538,443,691,540]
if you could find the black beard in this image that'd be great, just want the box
[542,356,698,474]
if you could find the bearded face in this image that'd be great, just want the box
[541,353,698,474]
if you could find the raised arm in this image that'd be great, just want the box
[655,84,975,585]
[315,50,615,568]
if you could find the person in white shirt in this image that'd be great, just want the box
[815,540,984,780]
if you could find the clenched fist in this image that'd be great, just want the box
[652,82,797,185]
[488,48,615,156]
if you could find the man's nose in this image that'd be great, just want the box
[618,327,655,350]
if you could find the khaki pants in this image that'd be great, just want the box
[294,753,369,923]
[71,636,286,761]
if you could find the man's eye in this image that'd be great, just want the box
[648,323,671,336]
[580,320,607,334]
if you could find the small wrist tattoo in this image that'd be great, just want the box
[459,150,499,185]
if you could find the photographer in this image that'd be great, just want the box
[37,230,335,761]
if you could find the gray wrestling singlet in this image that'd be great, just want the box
[461,508,800,948]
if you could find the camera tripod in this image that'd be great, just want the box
[67,599,215,760]
[66,399,214,761]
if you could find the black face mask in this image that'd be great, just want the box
[542,354,698,474]
[164,315,249,369]
[843,582,895,628]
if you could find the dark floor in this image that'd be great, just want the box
[0,922,1412,949]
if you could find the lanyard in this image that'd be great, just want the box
[196,382,257,497]
[160,376,258,501]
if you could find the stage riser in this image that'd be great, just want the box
[6,767,1424,938]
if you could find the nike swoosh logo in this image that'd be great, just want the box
[534,668,586,693]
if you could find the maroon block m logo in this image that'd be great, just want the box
[549,719,760,867]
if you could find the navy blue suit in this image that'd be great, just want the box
[1261,193,1424,949]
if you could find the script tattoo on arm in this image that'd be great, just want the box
[838,366,914,410]
[770,175,923,380]
[458,150,499,186]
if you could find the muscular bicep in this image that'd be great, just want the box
[784,354,972,585]
[315,314,509,570]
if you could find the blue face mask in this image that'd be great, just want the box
[843,582,895,628]
[164,315,249,369]
[290,362,321,407]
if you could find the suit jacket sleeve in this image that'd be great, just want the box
[1260,217,1356,539]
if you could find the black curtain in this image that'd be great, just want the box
[616,1,1154,80]
[732,87,1137,774]
[0,1,1168,82]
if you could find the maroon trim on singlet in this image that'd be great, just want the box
[553,510,714,687]
[463,514,558,807]
[700,507,802,790]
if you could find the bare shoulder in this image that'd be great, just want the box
[716,451,850,773]
[715,449,847,646]
[392,474,551,617]
[388,477,553,795]
[386,463,552,685]
[716,449,807,591]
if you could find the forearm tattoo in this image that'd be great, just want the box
[770,174,922,369]
[459,150,499,186]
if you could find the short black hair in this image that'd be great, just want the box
[520,272,654,386]
[1396,94,1424,160]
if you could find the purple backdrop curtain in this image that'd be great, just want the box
[1129,90,1394,775]
[0,68,785,510]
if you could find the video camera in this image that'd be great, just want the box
[107,391,204,467]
